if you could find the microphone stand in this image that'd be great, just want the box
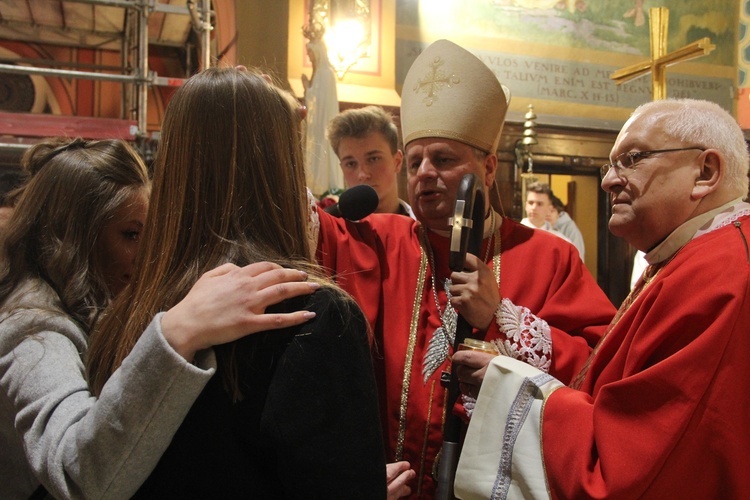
[435,174,485,500]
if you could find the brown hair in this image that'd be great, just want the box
[0,167,28,207]
[326,105,400,157]
[87,67,332,396]
[550,194,565,213]
[0,138,150,328]
[525,181,554,199]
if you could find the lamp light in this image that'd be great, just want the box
[306,0,372,79]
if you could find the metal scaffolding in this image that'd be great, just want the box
[0,0,213,139]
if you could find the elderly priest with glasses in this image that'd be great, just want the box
[453,98,750,499]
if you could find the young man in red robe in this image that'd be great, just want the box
[454,98,750,498]
[313,39,616,498]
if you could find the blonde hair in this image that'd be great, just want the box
[326,105,400,157]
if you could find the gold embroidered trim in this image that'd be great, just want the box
[431,381,451,482]
[417,380,436,497]
[491,224,501,288]
[395,236,428,460]
[570,260,668,389]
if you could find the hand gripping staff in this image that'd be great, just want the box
[435,173,485,500]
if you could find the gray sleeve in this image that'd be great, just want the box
[557,218,586,260]
[0,312,215,500]
[567,228,586,261]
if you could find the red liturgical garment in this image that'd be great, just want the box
[317,209,615,497]
[457,211,750,500]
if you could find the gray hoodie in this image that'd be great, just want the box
[0,278,215,499]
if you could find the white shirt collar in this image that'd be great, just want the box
[646,198,750,264]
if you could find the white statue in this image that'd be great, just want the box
[301,36,343,198]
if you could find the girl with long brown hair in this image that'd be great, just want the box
[87,67,386,498]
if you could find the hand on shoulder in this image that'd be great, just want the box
[161,262,319,361]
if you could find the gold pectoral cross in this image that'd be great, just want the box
[610,7,715,100]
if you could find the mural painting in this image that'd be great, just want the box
[395,0,738,129]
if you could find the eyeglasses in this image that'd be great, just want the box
[600,147,706,179]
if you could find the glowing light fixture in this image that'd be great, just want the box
[305,0,372,79]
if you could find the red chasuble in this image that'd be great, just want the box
[317,209,615,498]
[541,217,750,498]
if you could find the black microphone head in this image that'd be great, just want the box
[335,184,379,220]
[323,201,342,217]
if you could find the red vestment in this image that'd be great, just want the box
[540,215,750,498]
[317,210,615,497]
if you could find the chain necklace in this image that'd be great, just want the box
[422,210,497,382]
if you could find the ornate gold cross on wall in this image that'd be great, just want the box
[610,7,715,100]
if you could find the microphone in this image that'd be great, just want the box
[324,184,379,220]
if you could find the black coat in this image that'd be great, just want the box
[134,287,387,499]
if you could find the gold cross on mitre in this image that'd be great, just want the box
[610,7,715,100]
[413,56,460,106]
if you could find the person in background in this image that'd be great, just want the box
[454,98,750,498]
[521,181,575,246]
[326,105,414,218]
[0,138,316,499]
[315,39,616,497]
[86,67,387,498]
[549,193,586,259]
